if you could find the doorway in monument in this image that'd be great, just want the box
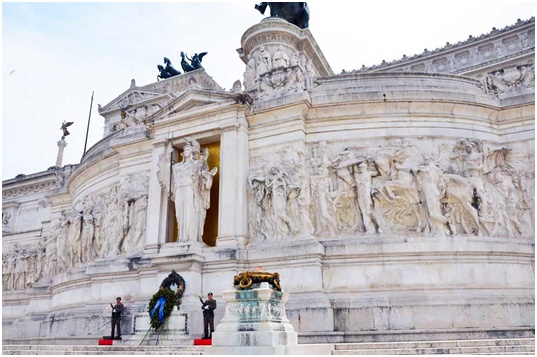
[166,140,220,247]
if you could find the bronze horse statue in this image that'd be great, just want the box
[255,2,309,29]
[180,51,195,72]
[157,65,171,81]
[164,57,181,76]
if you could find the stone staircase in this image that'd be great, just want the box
[332,338,536,355]
[3,338,535,355]
[1,345,209,355]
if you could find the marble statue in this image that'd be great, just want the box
[172,137,216,243]
[199,148,218,240]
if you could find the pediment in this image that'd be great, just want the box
[99,88,170,114]
[99,71,224,116]
[148,90,235,121]
[168,94,224,114]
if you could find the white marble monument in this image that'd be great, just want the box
[2,11,534,347]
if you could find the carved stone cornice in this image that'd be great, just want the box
[239,17,333,78]
[353,17,535,76]
[2,181,56,199]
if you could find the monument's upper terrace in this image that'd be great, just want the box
[350,17,534,78]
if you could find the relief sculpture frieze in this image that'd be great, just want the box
[248,139,534,242]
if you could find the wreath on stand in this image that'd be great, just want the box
[147,270,186,330]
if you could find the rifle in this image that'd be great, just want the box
[110,302,118,317]
[199,296,208,317]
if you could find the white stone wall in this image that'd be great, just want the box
[2,17,534,344]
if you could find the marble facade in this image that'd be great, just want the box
[2,16,535,344]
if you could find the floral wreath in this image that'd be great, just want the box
[147,271,186,330]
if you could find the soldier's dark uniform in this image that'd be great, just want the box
[111,297,125,339]
[201,294,217,339]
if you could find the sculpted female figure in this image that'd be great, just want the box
[172,138,203,242]
[56,210,71,273]
[199,148,218,240]
[256,45,272,75]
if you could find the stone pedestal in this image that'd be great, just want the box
[122,306,190,346]
[209,282,315,354]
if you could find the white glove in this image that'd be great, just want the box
[113,309,117,313]
[204,306,210,310]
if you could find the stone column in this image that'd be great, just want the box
[143,140,170,257]
[55,137,67,167]
[216,116,249,249]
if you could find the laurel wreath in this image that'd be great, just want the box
[147,288,178,330]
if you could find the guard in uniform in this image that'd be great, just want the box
[201,292,217,339]
[111,297,125,339]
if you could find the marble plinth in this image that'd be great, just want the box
[212,282,297,348]
[123,306,191,346]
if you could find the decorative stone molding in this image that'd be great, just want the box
[238,17,333,98]
[2,181,56,199]
[354,17,535,76]
[2,202,20,235]
[54,164,76,188]
[480,62,535,95]
[38,198,52,208]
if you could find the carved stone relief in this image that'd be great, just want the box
[248,145,314,241]
[244,44,312,97]
[1,173,153,290]
[55,165,76,188]
[2,242,46,291]
[115,106,153,133]
[248,139,534,242]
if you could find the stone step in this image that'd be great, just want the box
[334,338,535,350]
[2,345,207,355]
[332,345,535,355]
[2,350,204,355]
[2,345,205,351]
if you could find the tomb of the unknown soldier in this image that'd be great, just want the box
[2,2,535,355]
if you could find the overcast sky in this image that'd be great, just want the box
[2,1,535,180]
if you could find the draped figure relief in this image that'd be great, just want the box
[310,142,338,236]
[246,138,532,244]
[3,136,533,290]
[245,44,311,95]
[2,175,152,290]
[248,146,315,241]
